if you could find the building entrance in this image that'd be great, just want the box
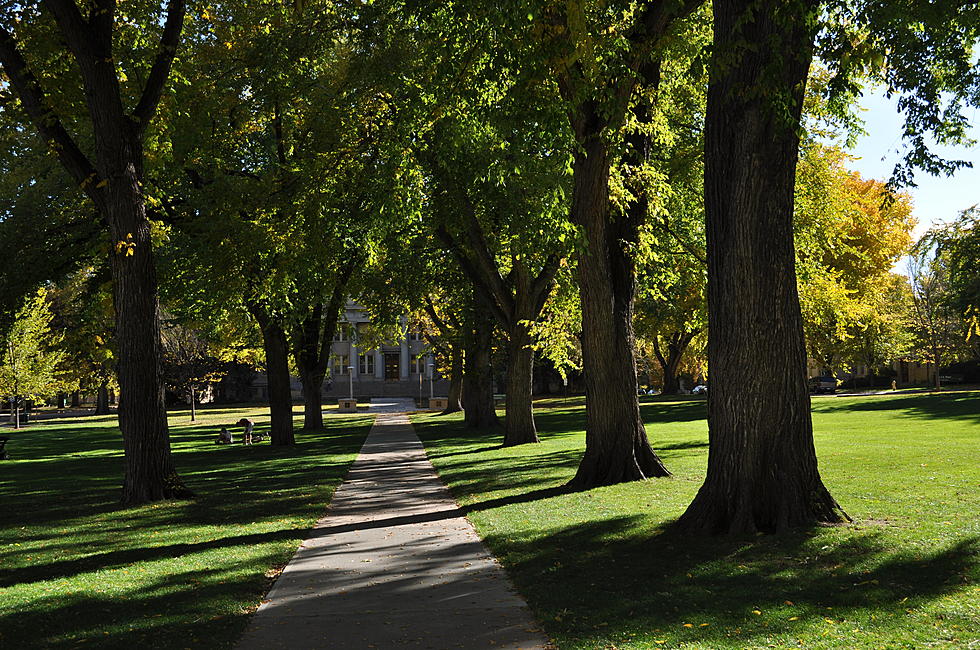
[384,353,400,381]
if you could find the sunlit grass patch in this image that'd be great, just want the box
[413,391,980,649]
[0,404,371,649]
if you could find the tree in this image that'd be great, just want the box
[679,0,980,534]
[795,145,916,374]
[158,0,413,438]
[0,1,191,503]
[906,238,965,388]
[677,0,849,534]
[1,290,65,428]
[935,207,980,342]
[161,319,226,422]
[634,190,708,395]
[46,268,119,415]
[422,111,570,445]
[417,290,467,415]
[524,0,708,486]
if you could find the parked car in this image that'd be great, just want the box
[809,376,837,394]
[691,384,708,395]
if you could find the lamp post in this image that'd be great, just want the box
[347,366,355,400]
[428,361,434,401]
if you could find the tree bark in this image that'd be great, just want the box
[94,382,111,415]
[503,325,538,445]
[567,133,670,488]
[252,306,296,446]
[463,291,499,430]
[300,370,324,429]
[189,386,196,422]
[70,391,81,409]
[677,0,847,535]
[443,344,464,414]
[107,132,190,503]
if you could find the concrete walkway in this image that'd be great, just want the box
[237,411,550,649]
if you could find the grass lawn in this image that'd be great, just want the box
[0,404,372,649]
[413,392,980,649]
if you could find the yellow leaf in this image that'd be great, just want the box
[125,247,134,257]
[95,179,108,188]
[789,617,799,621]
[683,623,693,628]
[784,600,794,606]
[699,623,710,627]
[752,610,762,615]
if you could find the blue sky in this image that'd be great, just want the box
[844,89,980,241]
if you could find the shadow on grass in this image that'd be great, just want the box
[0,414,372,649]
[0,560,279,649]
[463,485,572,513]
[0,527,308,589]
[490,515,978,648]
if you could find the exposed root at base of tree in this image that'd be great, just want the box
[120,474,196,506]
[675,486,850,536]
[567,447,671,490]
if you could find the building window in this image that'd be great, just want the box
[332,355,349,375]
[359,353,375,375]
[409,328,423,342]
[333,325,348,342]
[412,355,433,375]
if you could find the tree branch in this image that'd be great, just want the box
[0,25,104,208]
[42,0,95,60]
[434,225,513,328]
[132,0,186,134]
[528,253,562,318]
[316,257,358,372]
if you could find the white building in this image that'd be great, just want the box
[326,301,448,399]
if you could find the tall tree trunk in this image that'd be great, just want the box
[677,0,847,535]
[94,382,111,415]
[443,344,464,415]
[189,386,196,422]
[70,390,81,409]
[252,306,296,446]
[300,369,324,430]
[108,139,190,504]
[661,365,681,394]
[463,292,499,430]
[654,333,694,395]
[503,325,538,445]
[568,135,669,489]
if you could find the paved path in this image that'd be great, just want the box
[237,411,550,650]
[366,397,418,413]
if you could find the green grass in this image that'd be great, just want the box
[0,404,371,649]
[413,392,980,649]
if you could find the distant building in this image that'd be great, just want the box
[807,358,936,387]
[324,301,448,399]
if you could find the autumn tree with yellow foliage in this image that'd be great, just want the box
[795,145,916,377]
